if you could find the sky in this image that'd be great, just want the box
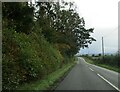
[68,0,119,55]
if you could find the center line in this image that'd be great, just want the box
[89,68,94,71]
[97,73,120,91]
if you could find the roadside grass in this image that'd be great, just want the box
[17,62,75,90]
[83,57,120,73]
[83,57,94,64]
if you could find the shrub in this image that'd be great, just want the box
[2,28,63,90]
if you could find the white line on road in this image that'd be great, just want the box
[89,68,94,71]
[81,57,118,74]
[97,73,120,91]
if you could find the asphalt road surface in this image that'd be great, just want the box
[55,57,119,91]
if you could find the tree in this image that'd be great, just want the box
[3,1,96,57]
[98,53,101,56]
[39,2,95,57]
[2,2,34,34]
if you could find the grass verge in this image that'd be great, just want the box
[83,57,120,73]
[17,62,75,90]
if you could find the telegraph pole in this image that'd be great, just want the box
[102,37,104,59]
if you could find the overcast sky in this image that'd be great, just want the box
[69,0,119,55]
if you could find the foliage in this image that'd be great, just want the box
[17,62,75,90]
[84,56,120,72]
[2,2,34,34]
[35,2,96,56]
[2,2,96,90]
[98,55,119,66]
[2,28,63,90]
[84,54,119,67]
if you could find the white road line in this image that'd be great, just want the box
[81,57,118,74]
[89,67,94,71]
[97,73,120,91]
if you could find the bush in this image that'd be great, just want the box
[2,28,63,90]
[94,55,119,66]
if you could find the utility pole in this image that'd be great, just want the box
[102,37,104,60]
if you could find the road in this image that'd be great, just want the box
[55,57,119,91]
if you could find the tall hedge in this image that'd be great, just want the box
[2,28,63,90]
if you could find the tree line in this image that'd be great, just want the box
[2,1,96,90]
[3,2,96,57]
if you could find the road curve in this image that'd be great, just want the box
[55,57,119,91]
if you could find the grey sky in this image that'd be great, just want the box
[70,0,119,55]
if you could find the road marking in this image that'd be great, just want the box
[89,67,94,71]
[97,74,120,91]
[81,57,118,74]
